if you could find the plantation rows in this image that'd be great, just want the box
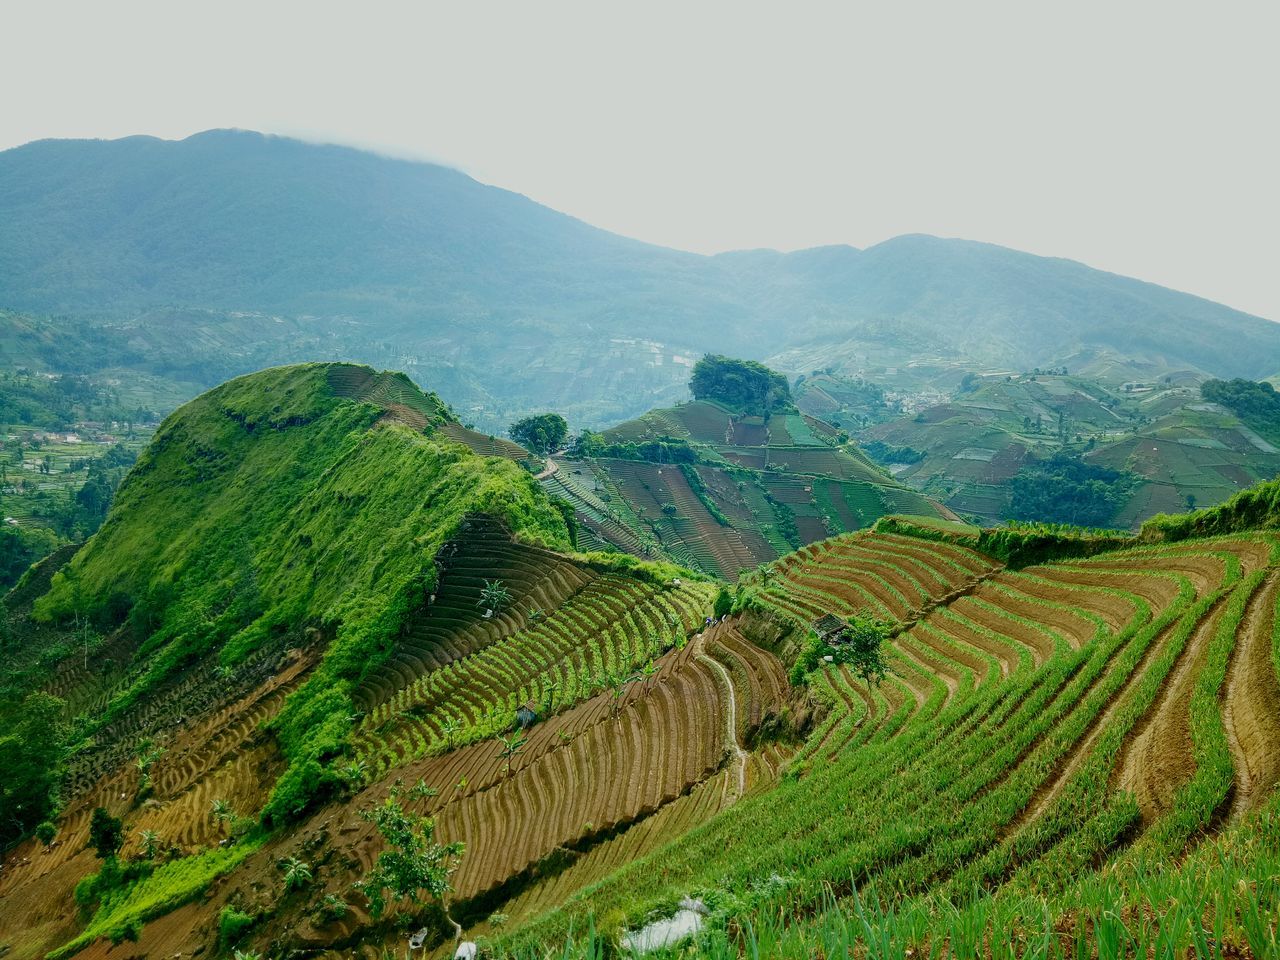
[354,521,596,712]
[504,533,1280,950]
[758,530,999,626]
[540,470,652,557]
[437,422,528,459]
[328,626,790,909]
[352,572,714,774]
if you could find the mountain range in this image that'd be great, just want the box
[1,129,1277,428]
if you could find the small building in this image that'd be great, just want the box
[516,701,539,729]
[812,613,847,643]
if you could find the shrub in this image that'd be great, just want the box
[35,821,57,845]
[218,906,256,949]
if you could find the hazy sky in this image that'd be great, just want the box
[4,1,1277,318]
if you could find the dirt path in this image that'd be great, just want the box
[1223,574,1280,819]
[695,629,748,798]
[534,456,559,480]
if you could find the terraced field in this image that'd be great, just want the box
[8,491,1280,959]
[502,531,1280,954]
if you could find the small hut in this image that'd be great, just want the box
[812,613,847,644]
[516,701,539,729]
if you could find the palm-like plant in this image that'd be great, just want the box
[498,732,526,776]
[605,669,640,717]
[138,829,161,859]
[211,799,233,823]
[440,716,462,749]
[280,855,313,891]
[477,579,511,615]
[338,759,368,789]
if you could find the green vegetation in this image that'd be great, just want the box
[508,413,567,456]
[0,691,66,844]
[1143,475,1280,542]
[1202,377,1280,442]
[1009,453,1135,527]
[790,613,892,687]
[874,515,1134,567]
[862,439,924,465]
[29,363,571,827]
[574,431,699,463]
[217,905,257,950]
[355,789,465,920]
[690,356,793,418]
[52,838,266,960]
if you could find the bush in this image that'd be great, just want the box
[107,920,141,945]
[35,821,57,845]
[218,906,256,949]
[713,587,733,620]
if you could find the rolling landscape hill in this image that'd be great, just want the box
[554,390,950,579]
[2,130,1279,432]
[808,367,1280,530]
[3,362,1280,958]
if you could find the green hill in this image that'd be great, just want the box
[8,362,572,831]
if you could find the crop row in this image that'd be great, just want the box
[500,537,1267,949]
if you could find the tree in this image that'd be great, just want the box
[0,692,67,844]
[834,615,893,693]
[508,413,568,457]
[689,356,792,418]
[88,807,124,861]
[355,790,465,927]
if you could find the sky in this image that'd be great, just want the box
[4,1,1277,319]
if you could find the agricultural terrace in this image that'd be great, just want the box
[351,516,717,772]
[499,530,1280,956]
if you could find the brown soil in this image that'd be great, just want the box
[1222,574,1280,818]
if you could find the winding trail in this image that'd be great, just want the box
[695,628,748,799]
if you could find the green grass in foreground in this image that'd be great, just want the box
[493,795,1280,958]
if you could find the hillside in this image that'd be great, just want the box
[820,369,1280,529]
[3,132,1280,431]
[0,369,1276,957]
[552,390,950,579]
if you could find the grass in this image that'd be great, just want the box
[48,836,266,960]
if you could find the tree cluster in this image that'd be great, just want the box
[690,355,792,418]
[1008,453,1134,527]
[508,413,568,456]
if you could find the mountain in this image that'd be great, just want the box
[1,130,1278,430]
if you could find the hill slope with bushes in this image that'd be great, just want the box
[2,364,1279,960]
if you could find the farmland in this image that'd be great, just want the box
[564,396,954,579]
[498,526,1280,957]
[830,367,1280,528]
[1,363,1279,960]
